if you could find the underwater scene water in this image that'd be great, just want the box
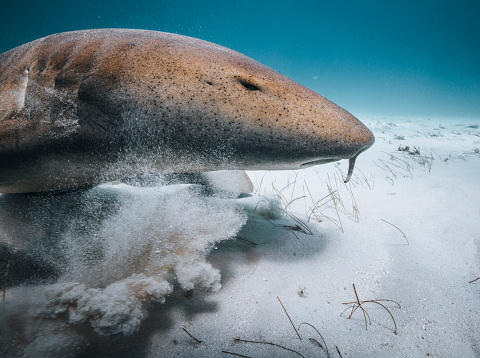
[1,0,479,117]
[1,1,480,358]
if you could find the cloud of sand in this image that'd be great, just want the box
[0,184,283,356]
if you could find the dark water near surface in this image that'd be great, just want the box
[1,0,479,118]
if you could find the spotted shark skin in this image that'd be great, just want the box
[0,29,374,193]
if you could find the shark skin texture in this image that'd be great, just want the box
[0,29,374,193]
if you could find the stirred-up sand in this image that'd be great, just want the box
[1,116,479,357]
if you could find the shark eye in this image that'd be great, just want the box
[239,79,260,91]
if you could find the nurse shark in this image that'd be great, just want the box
[0,29,374,193]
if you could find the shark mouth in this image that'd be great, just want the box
[299,152,362,184]
[299,158,340,168]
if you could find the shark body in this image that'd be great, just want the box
[0,29,374,193]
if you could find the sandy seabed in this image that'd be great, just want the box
[1,116,480,357]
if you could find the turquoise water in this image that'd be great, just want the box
[1,0,479,117]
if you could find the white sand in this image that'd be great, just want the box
[1,116,480,357]
[141,117,480,358]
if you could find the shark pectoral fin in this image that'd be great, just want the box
[202,170,254,194]
[160,170,254,193]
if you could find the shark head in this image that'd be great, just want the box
[74,30,374,180]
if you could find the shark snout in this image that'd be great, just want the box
[341,121,375,182]
[299,116,375,183]
[346,122,375,158]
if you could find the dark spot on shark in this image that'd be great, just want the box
[238,79,260,91]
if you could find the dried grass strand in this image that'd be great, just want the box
[234,339,305,358]
[341,284,400,335]
[297,322,329,355]
[381,219,409,245]
[277,296,302,340]
[181,327,202,343]
[222,351,251,358]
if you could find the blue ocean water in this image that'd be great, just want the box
[1,3,480,357]
[1,0,479,117]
